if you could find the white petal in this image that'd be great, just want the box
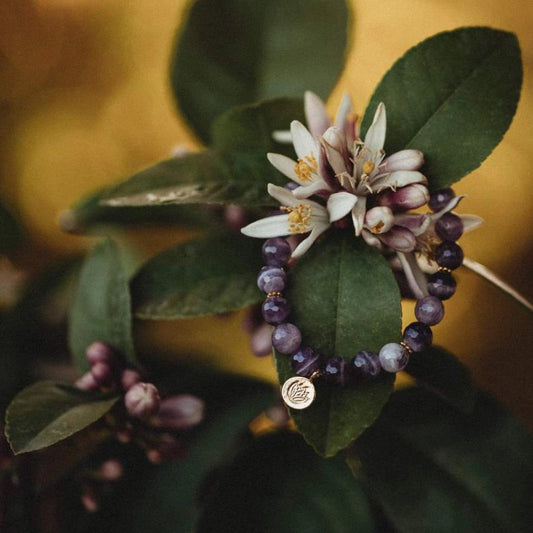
[382,150,424,172]
[267,153,300,183]
[272,130,293,144]
[334,93,354,130]
[290,121,316,160]
[361,228,383,251]
[351,195,366,236]
[364,206,394,234]
[394,213,431,236]
[304,91,330,137]
[461,214,484,232]
[322,128,350,176]
[240,214,291,238]
[397,252,429,299]
[293,179,331,199]
[364,102,386,153]
[373,170,427,192]
[291,223,329,258]
[267,184,299,206]
[327,191,358,222]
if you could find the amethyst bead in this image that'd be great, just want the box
[352,351,381,379]
[435,213,463,242]
[272,323,301,354]
[262,238,291,267]
[415,296,444,326]
[429,188,455,212]
[291,347,321,377]
[257,266,286,293]
[435,241,464,270]
[324,357,351,386]
[379,343,409,373]
[427,271,456,300]
[403,322,433,352]
[261,296,291,325]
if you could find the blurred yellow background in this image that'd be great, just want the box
[1,0,532,427]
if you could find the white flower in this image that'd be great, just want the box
[241,184,330,258]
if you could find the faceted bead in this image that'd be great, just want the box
[427,271,457,300]
[272,323,302,355]
[323,357,351,386]
[429,187,455,212]
[435,241,464,270]
[291,347,321,377]
[379,343,409,373]
[352,350,381,379]
[257,266,286,293]
[261,296,291,325]
[415,296,444,326]
[403,322,433,352]
[262,238,291,266]
[435,213,463,242]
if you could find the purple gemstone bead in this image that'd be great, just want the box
[403,322,433,352]
[272,323,301,355]
[291,347,321,377]
[352,351,381,379]
[415,296,444,326]
[324,357,351,386]
[379,343,409,373]
[285,182,299,191]
[261,296,290,325]
[429,188,455,212]
[427,271,456,300]
[435,241,464,270]
[262,238,291,267]
[435,213,463,242]
[257,266,286,293]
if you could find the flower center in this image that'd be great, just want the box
[281,204,312,233]
[294,153,318,182]
[362,161,375,175]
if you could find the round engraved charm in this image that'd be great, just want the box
[281,376,316,410]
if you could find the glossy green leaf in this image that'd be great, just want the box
[405,345,476,413]
[198,431,376,532]
[171,0,351,142]
[352,388,533,533]
[362,27,522,190]
[69,238,135,372]
[131,233,262,319]
[275,232,401,457]
[5,381,119,455]
[0,202,22,254]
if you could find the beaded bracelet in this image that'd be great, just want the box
[256,187,465,410]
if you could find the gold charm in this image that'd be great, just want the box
[281,376,316,410]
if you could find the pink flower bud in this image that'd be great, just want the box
[378,184,430,211]
[80,487,99,513]
[120,369,142,391]
[124,382,160,419]
[75,372,99,391]
[250,323,273,357]
[364,207,394,234]
[86,342,115,367]
[382,150,424,172]
[225,205,248,232]
[99,459,123,481]
[378,226,416,253]
[152,395,205,430]
[91,362,114,387]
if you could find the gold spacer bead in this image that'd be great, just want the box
[437,266,452,273]
[400,341,414,355]
[267,291,283,298]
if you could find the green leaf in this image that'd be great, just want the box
[274,232,401,457]
[362,27,522,190]
[0,202,22,254]
[131,233,262,319]
[68,238,135,372]
[197,431,376,532]
[5,381,119,455]
[171,0,351,142]
[352,388,533,533]
[405,345,476,413]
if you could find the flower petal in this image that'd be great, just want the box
[378,226,416,252]
[430,195,466,220]
[241,214,291,238]
[292,222,329,258]
[397,252,429,299]
[267,184,327,214]
[373,170,427,192]
[293,179,332,199]
[364,102,386,153]
[304,91,331,137]
[461,214,484,232]
[327,191,358,222]
[364,206,394,234]
[267,153,299,182]
[351,195,366,236]
[381,150,424,172]
[272,130,292,144]
[334,93,354,130]
[361,228,384,251]
[394,213,431,236]
[290,121,316,160]
[322,127,351,176]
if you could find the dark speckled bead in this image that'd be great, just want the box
[257,266,286,293]
[435,213,463,242]
[427,271,457,300]
[415,296,444,326]
[262,296,290,325]
[324,357,351,386]
[291,347,321,378]
[403,322,433,352]
[272,323,301,355]
[429,188,455,212]
[262,238,291,267]
[435,241,463,270]
[352,351,381,379]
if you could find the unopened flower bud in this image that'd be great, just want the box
[75,372,99,391]
[378,225,417,252]
[378,184,430,211]
[321,127,349,176]
[382,149,424,172]
[124,382,160,419]
[225,205,248,232]
[91,362,114,388]
[394,213,431,236]
[80,487,99,513]
[364,206,394,234]
[115,429,131,444]
[99,459,123,481]
[152,395,205,430]
[146,449,164,464]
[120,369,142,391]
[250,323,273,357]
[86,342,115,367]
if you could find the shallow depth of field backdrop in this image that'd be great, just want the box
[1,0,533,427]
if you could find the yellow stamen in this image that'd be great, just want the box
[294,152,318,182]
[362,161,375,175]
[371,221,385,234]
[281,204,312,234]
